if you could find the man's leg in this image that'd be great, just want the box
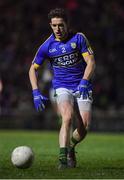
[57,101,74,169]
[70,111,91,147]
[55,88,74,169]
[68,98,92,168]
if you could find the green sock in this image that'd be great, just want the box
[59,147,67,164]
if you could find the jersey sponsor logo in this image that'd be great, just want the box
[49,48,57,53]
[51,51,81,67]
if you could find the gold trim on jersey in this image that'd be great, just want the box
[33,63,40,69]
[55,38,61,41]
[77,32,94,54]
[82,52,89,57]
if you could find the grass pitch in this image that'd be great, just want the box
[0,130,124,179]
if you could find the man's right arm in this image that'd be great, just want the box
[29,64,48,112]
[29,64,39,90]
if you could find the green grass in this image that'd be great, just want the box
[0,130,124,179]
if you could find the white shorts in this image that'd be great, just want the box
[55,88,93,112]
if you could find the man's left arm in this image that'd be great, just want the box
[75,54,96,98]
[82,54,96,80]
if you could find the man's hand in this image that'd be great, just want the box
[75,79,92,99]
[32,89,48,112]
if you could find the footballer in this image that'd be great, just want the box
[29,8,96,169]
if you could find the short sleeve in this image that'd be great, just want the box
[32,43,48,66]
[78,33,93,57]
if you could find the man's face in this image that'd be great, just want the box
[50,17,68,40]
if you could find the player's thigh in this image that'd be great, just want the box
[55,88,74,119]
[77,97,92,129]
[58,101,74,120]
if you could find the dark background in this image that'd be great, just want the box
[0,0,124,131]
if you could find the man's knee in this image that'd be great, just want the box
[61,112,73,127]
[58,101,74,126]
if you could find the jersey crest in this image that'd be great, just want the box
[71,42,76,49]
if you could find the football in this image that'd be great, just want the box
[11,146,34,169]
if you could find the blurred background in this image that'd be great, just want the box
[0,0,124,132]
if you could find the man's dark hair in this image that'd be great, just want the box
[48,8,68,23]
